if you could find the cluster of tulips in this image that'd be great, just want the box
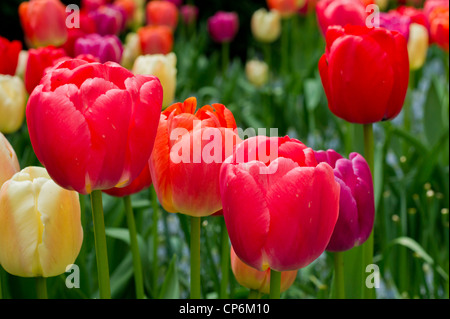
[0,0,449,300]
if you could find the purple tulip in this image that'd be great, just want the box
[207,11,239,43]
[74,33,123,64]
[379,11,411,41]
[314,149,375,252]
[180,4,199,26]
[88,4,127,36]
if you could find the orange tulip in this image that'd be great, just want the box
[146,0,179,30]
[138,25,174,55]
[267,0,305,17]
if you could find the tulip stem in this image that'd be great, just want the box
[124,195,145,299]
[35,277,47,299]
[362,123,375,299]
[222,42,230,79]
[151,186,160,296]
[269,269,281,299]
[333,252,346,299]
[219,218,230,299]
[90,190,111,299]
[190,216,201,299]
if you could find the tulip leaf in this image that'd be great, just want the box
[304,78,322,112]
[158,254,180,299]
[423,78,445,145]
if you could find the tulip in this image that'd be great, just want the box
[428,6,449,52]
[0,166,83,278]
[0,36,22,76]
[424,0,449,18]
[164,0,183,7]
[146,0,179,30]
[24,46,68,95]
[0,133,20,187]
[103,165,152,197]
[245,59,269,88]
[379,11,412,41]
[318,25,409,124]
[231,246,298,295]
[394,6,429,29]
[220,135,340,272]
[207,11,239,43]
[315,0,367,36]
[0,75,27,134]
[267,0,305,18]
[132,52,177,108]
[62,11,97,57]
[81,0,107,11]
[19,0,68,48]
[15,50,29,80]
[74,34,124,64]
[251,8,282,43]
[121,32,142,69]
[88,4,127,36]
[314,150,374,252]
[408,23,429,70]
[138,25,174,55]
[149,96,241,217]
[26,58,163,195]
[180,5,199,26]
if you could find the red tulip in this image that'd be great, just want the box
[429,6,449,52]
[26,59,163,194]
[318,25,409,124]
[19,0,68,48]
[138,25,174,55]
[230,246,298,294]
[103,165,152,197]
[149,97,241,217]
[207,12,239,43]
[315,0,367,36]
[267,0,303,17]
[24,46,68,94]
[220,136,340,271]
[146,0,179,30]
[0,37,22,76]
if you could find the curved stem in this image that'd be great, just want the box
[190,216,201,299]
[124,195,145,299]
[362,123,375,299]
[219,218,230,299]
[269,269,281,299]
[333,252,346,299]
[90,190,111,299]
[35,277,47,299]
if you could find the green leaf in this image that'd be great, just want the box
[158,255,180,299]
[424,78,445,145]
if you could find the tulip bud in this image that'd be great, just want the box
[231,246,297,294]
[0,75,27,134]
[19,0,68,48]
[408,23,429,70]
[180,5,199,26]
[0,166,83,277]
[0,36,22,76]
[88,4,127,36]
[245,59,269,88]
[207,11,239,43]
[251,9,281,43]
[74,34,124,64]
[0,133,20,187]
[132,53,177,108]
[146,0,179,30]
[267,0,306,18]
[138,25,174,55]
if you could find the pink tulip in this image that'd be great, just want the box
[207,11,239,43]
[74,34,123,63]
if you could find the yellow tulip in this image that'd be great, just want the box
[408,23,429,71]
[0,133,20,187]
[0,166,83,277]
[121,32,142,70]
[132,52,177,108]
[245,59,269,88]
[0,74,27,134]
[251,8,281,43]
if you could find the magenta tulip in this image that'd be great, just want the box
[74,34,123,64]
[207,11,239,43]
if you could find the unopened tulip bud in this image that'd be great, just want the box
[0,133,20,187]
[0,75,27,134]
[251,8,281,43]
[408,23,429,70]
[132,52,177,108]
[0,166,83,277]
[245,59,269,88]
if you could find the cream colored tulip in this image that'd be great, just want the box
[15,50,29,80]
[0,74,27,134]
[0,166,83,278]
[245,59,269,88]
[408,23,429,71]
[251,8,282,43]
[121,32,142,70]
[0,133,20,187]
[132,52,177,108]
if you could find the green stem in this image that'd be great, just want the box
[90,190,111,299]
[124,195,145,299]
[219,218,230,299]
[281,17,291,75]
[190,216,201,299]
[333,252,346,299]
[362,123,375,299]
[269,269,281,299]
[151,186,160,296]
[263,42,272,81]
[222,42,230,79]
[35,277,48,299]
[0,267,3,299]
